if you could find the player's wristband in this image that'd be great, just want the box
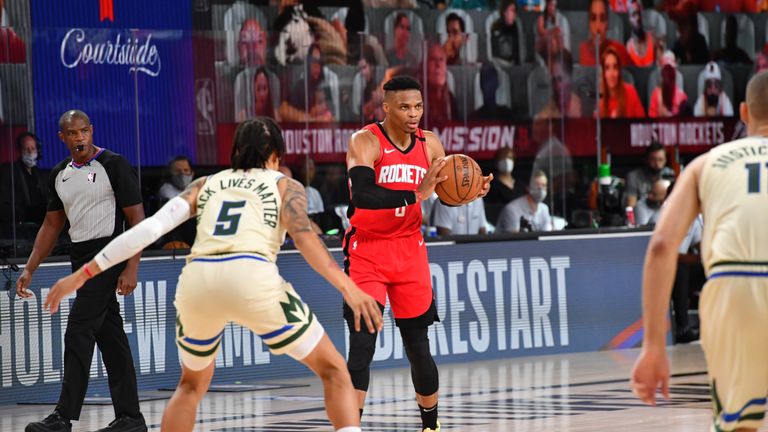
[82,264,94,279]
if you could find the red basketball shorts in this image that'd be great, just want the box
[342,228,433,319]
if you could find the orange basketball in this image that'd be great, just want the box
[434,154,483,206]
[162,240,190,250]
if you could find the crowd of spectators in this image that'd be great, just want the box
[5,0,764,246]
[0,0,723,344]
[210,0,768,130]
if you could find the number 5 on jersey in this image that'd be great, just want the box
[214,201,246,235]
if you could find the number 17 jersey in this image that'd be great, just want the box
[348,123,430,238]
[699,137,768,275]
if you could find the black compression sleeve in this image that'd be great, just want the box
[349,166,417,210]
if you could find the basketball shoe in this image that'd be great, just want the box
[422,421,441,432]
[94,413,147,432]
[25,410,71,432]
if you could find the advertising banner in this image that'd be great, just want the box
[0,233,651,405]
[215,118,738,165]
[30,0,195,168]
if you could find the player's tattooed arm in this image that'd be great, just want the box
[280,177,315,237]
[280,178,337,266]
[278,177,383,333]
[177,176,207,215]
[280,177,337,272]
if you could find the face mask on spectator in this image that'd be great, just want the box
[646,199,661,209]
[496,158,514,174]
[529,187,547,203]
[172,173,193,190]
[21,152,37,168]
[706,93,719,107]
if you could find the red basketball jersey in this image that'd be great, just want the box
[348,123,430,238]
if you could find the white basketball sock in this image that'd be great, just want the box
[336,427,362,432]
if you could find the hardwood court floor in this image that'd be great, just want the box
[3,343,763,431]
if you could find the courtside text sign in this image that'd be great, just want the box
[30,0,195,168]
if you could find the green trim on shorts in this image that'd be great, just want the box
[176,314,223,357]
[711,261,768,268]
[178,338,222,357]
[712,379,724,432]
[740,412,766,422]
[711,379,766,428]
[267,311,315,350]
[711,379,723,417]
[713,411,766,431]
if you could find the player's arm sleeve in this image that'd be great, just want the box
[94,197,191,271]
[46,165,64,211]
[105,155,143,207]
[349,166,418,209]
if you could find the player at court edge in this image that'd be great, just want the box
[631,71,768,432]
[344,76,492,432]
[43,117,384,432]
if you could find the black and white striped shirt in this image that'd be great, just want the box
[48,149,142,243]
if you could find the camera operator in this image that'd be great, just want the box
[625,141,675,208]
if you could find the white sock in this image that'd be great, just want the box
[336,427,362,432]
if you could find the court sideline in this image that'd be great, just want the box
[2,344,751,431]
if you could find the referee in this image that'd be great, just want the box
[17,110,147,432]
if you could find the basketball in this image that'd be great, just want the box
[162,240,190,250]
[434,154,483,206]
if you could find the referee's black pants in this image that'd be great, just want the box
[57,238,141,420]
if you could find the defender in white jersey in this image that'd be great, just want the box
[43,118,383,432]
[632,72,768,432]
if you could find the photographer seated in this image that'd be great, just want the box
[634,178,671,226]
[625,141,675,208]
[496,171,553,233]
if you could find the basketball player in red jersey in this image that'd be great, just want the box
[343,76,492,432]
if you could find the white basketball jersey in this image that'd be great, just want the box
[189,168,286,262]
[699,137,768,275]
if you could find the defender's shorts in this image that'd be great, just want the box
[343,228,433,319]
[174,253,324,371]
[700,274,768,431]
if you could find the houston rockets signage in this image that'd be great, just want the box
[215,118,737,165]
[30,0,195,168]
